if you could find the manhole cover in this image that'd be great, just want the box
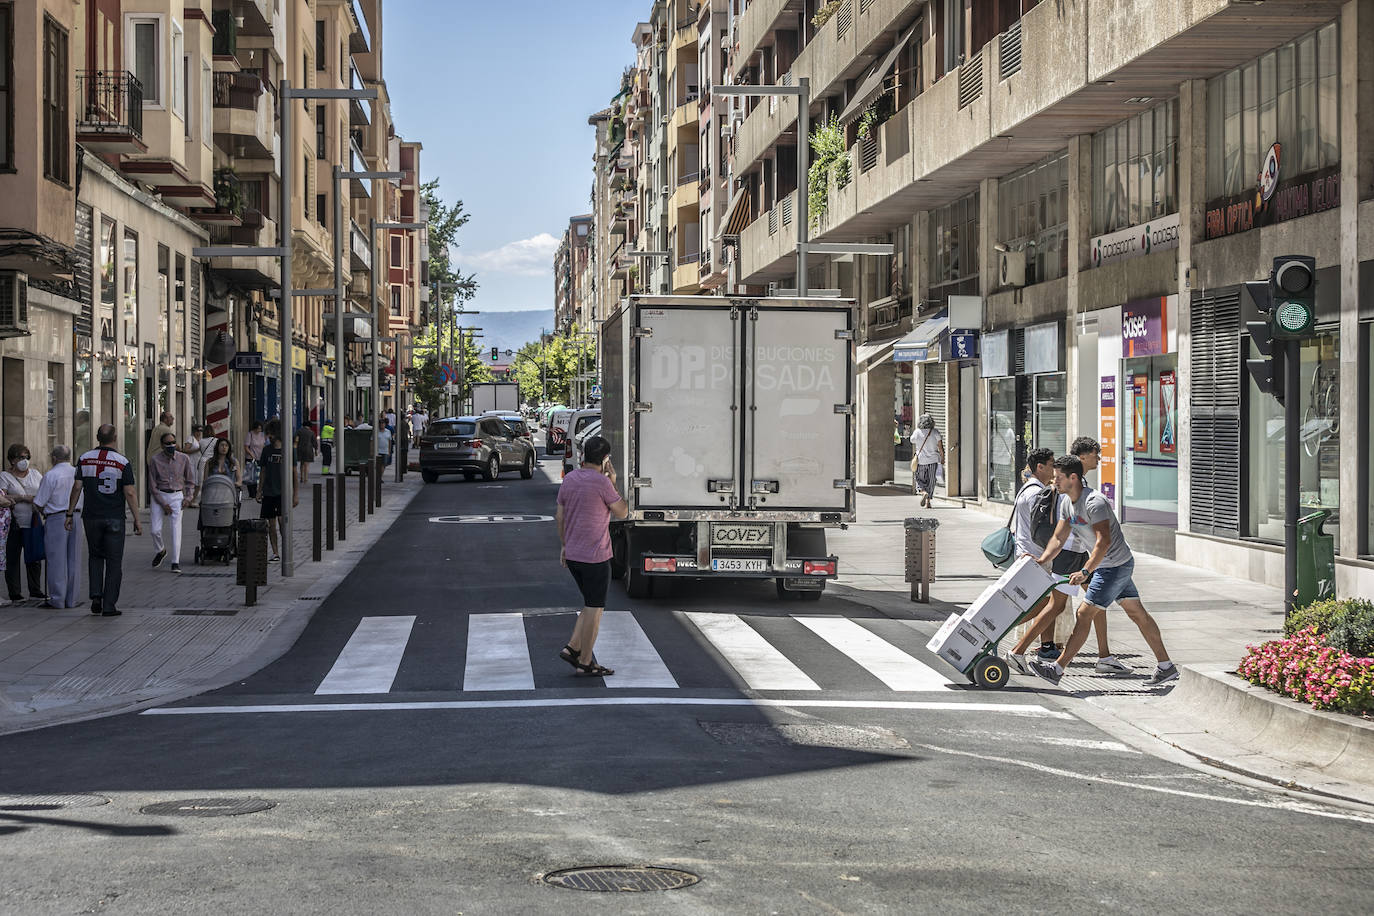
[543,866,700,892]
[0,794,109,810]
[139,798,275,817]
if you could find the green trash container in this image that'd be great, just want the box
[340,428,373,474]
[1296,509,1336,607]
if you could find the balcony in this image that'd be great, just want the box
[190,169,245,224]
[349,64,371,125]
[670,179,697,215]
[348,0,371,54]
[350,220,372,273]
[349,135,370,197]
[213,71,276,160]
[233,0,273,36]
[207,209,281,288]
[672,254,701,293]
[737,0,792,63]
[76,71,146,153]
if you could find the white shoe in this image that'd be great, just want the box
[1006,652,1030,675]
[1094,656,1133,676]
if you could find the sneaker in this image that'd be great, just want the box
[1095,656,1133,676]
[1006,652,1031,676]
[1036,643,1061,660]
[1145,664,1180,687]
[171,564,182,574]
[1028,658,1064,686]
[101,607,122,617]
[152,549,166,568]
[90,598,102,615]
[270,554,281,562]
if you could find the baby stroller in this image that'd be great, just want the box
[195,474,240,565]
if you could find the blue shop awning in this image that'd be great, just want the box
[892,314,949,362]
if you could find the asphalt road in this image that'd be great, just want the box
[2,445,1372,914]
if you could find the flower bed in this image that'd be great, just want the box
[1238,627,1374,713]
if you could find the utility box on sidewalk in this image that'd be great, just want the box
[339,428,373,473]
[1297,509,1336,606]
[236,518,269,587]
[904,517,939,602]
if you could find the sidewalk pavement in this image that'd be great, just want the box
[829,487,1374,806]
[0,466,422,736]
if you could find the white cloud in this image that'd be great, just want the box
[463,233,560,277]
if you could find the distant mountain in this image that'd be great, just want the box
[471,309,555,357]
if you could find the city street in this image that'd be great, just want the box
[1,446,1371,914]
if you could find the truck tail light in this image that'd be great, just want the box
[644,557,677,573]
[803,560,836,576]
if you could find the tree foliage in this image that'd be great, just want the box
[509,334,596,406]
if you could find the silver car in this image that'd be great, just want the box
[419,415,536,483]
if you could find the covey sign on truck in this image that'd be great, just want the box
[601,296,855,600]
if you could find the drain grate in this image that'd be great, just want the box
[177,571,235,578]
[140,798,275,817]
[543,866,700,893]
[0,793,110,810]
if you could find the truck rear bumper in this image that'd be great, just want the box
[638,554,838,579]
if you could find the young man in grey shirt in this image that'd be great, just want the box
[1028,454,1177,687]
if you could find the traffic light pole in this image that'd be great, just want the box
[1284,337,1300,620]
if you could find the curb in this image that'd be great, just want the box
[0,479,426,737]
[1119,663,1374,806]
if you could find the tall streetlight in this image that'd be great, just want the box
[195,78,378,578]
[711,80,811,294]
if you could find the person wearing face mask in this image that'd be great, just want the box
[0,443,46,601]
[147,432,195,573]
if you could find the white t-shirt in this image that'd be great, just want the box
[913,428,943,466]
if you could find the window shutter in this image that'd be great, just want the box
[74,203,94,337]
[921,362,947,436]
[1188,290,1241,538]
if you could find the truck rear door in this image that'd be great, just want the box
[634,303,739,509]
[744,305,853,512]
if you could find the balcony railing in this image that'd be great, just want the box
[349,64,371,125]
[76,71,144,139]
[214,71,269,111]
[348,0,371,53]
[211,8,237,57]
[677,171,699,186]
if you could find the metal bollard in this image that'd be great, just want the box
[359,467,368,523]
[237,519,269,606]
[312,483,323,562]
[374,456,384,508]
[337,471,347,541]
[325,477,335,551]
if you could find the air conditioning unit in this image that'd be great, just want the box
[720,124,732,140]
[998,250,1026,288]
[0,271,30,338]
[660,185,670,197]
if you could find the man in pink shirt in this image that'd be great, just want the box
[556,435,628,677]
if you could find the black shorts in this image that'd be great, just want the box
[566,559,610,608]
[260,495,282,519]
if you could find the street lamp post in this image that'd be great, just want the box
[711,80,811,295]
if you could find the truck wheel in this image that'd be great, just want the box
[971,656,1010,690]
[610,529,627,580]
[484,455,500,481]
[624,532,654,599]
[520,453,535,479]
[798,583,824,601]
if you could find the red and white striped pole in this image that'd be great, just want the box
[205,310,232,436]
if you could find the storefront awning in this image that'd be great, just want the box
[720,185,753,238]
[892,314,949,362]
[856,335,901,368]
[838,27,917,125]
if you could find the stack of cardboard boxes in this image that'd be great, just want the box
[927,558,1057,675]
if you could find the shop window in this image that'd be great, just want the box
[99,217,117,342]
[998,150,1068,285]
[1245,329,1340,548]
[1033,373,1067,457]
[1206,21,1338,200]
[1092,99,1178,235]
[988,376,1021,503]
[1121,354,1179,524]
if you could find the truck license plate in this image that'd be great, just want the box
[711,524,772,547]
[711,558,767,572]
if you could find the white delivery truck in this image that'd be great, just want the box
[601,295,856,600]
[471,382,521,415]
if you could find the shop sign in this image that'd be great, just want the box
[893,345,931,363]
[1122,296,1170,357]
[1023,322,1061,375]
[260,338,282,365]
[357,374,373,389]
[1204,142,1339,240]
[1090,212,1180,268]
[231,351,263,373]
[948,332,979,361]
[292,346,307,372]
[1099,377,1117,501]
[981,329,1010,378]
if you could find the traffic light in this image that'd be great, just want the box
[1245,311,1286,407]
[1269,254,1317,340]
[491,346,499,362]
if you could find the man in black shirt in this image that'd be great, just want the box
[66,424,142,616]
[258,419,296,562]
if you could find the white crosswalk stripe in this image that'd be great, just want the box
[685,612,819,691]
[593,611,678,688]
[316,616,416,695]
[463,613,535,691]
[795,616,953,691]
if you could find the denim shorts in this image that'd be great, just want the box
[1083,560,1140,608]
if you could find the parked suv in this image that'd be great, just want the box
[419,415,536,483]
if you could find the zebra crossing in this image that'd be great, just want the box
[308,610,957,696]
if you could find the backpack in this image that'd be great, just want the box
[1028,484,1059,549]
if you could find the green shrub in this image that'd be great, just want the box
[1286,598,1374,658]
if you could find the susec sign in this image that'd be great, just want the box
[1122,296,1173,357]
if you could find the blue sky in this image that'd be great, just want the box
[383,0,647,313]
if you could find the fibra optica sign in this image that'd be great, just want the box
[1090,212,1181,268]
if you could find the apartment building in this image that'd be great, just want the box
[664,0,701,292]
[554,214,592,331]
[717,0,1372,594]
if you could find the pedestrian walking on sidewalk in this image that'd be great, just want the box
[376,419,392,467]
[185,425,217,508]
[148,431,195,574]
[1028,455,1177,687]
[243,420,266,499]
[35,445,81,608]
[67,425,142,616]
[257,420,296,562]
[0,443,46,602]
[556,435,627,678]
[295,420,318,483]
[910,414,945,509]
